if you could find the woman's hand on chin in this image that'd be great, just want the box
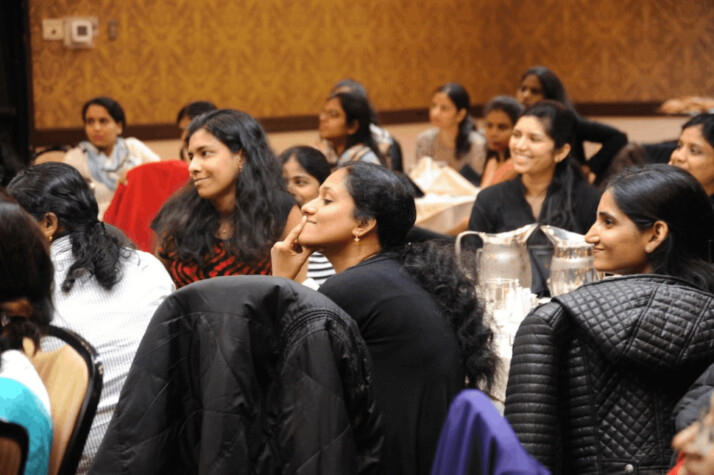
[271,215,312,281]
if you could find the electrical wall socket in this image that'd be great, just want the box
[42,19,64,40]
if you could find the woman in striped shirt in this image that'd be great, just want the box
[280,146,335,285]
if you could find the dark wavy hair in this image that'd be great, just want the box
[520,100,588,230]
[483,95,524,162]
[681,113,714,148]
[608,164,714,292]
[8,163,128,293]
[153,109,290,266]
[433,83,477,160]
[0,191,54,353]
[82,96,126,127]
[279,146,331,184]
[343,162,497,389]
[519,66,573,110]
[328,91,382,163]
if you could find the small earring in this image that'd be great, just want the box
[353,234,360,244]
[645,246,652,253]
[49,235,53,243]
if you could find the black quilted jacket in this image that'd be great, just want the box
[504,275,714,474]
[90,276,384,474]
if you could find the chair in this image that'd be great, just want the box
[431,390,549,475]
[27,326,103,475]
[0,420,29,475]
[102,160,189,252]
[91,276,382,474]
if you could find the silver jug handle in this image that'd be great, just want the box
[455,231,481,270]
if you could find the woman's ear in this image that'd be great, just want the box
[553,143,571,163]
[353,216,377,240]
[346,119,359,136]
[40,212,59,242]
[456,108,468,123]
[645,220,669,253]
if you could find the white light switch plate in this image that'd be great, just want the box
[42,19,64,40]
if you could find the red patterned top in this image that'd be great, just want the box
[158,241,271,288]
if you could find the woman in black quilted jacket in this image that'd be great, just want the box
[504,164,714,474]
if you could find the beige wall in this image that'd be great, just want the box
[30,0,714,130]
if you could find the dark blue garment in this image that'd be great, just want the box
[431,390,549,475]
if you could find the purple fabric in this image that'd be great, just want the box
[431,390,550,475]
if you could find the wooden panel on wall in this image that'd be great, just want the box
[29,0,714,131]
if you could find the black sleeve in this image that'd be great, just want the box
[575,115,628,177]
[468,188,498,232]
[674,362,714,431]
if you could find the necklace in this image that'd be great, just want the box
[217,220,233,239]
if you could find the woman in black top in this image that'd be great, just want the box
[272,162,497,474]
[468,100,601,295]
[516,66,628,182]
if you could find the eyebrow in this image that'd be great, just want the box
[597,211,616,220]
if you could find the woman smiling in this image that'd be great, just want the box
[152,109,302,288]
[505,165,714,473]
[468,100,601,295]
[272,162,497,474]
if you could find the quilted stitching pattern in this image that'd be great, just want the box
[505,275,714,474]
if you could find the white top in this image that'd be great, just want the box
[46,236,175,473]
[0,349,51,413]
[63,137,160,219]
[415,128,487,175]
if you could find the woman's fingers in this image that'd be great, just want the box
[271,216,311,280]
[283,215,307,252]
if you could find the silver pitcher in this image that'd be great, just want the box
[456,223,538,291]
[540,225,600,296]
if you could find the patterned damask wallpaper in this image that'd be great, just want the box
[29,0,714,130]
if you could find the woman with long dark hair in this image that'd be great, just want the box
[516,66,627,183]
[63,96,160,218]
[318,90,384,167]
[152,109,303,288]
[8,162,174,473]
[271,162,497,474]
[328,78,404,171]
[468,100,601,295]
[0,192,53,475]
[415,82,486,185]
[505,164,714,473]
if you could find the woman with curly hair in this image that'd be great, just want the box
[271,162,497,474]
[7,162,174,473]
[152,109,303,287]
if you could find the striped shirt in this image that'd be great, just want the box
[307,252,335,286]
